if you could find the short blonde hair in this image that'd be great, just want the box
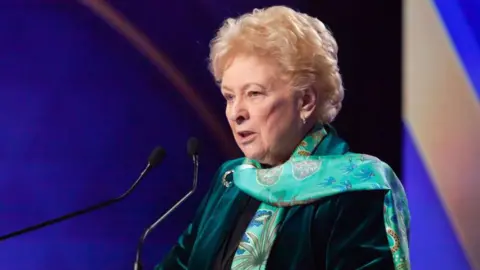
[208,6,344,124]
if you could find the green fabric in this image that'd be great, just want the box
[155,125,410,270]
[268,189,396,269]
[232,125,327,269]
[234,125,410,268]
[231,203,283,269]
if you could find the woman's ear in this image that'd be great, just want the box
[299,87,317,119]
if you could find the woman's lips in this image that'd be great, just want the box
[237,131,256,144]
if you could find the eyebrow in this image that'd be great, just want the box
[221,83,267,93]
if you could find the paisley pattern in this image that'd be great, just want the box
[291,160,322,181]
[256,166,283,186]
[232,125,411,269]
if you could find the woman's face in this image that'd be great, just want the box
[221,55,314,166]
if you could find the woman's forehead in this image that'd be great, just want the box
[221,56,280,88]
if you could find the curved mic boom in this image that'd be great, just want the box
[134,137,200,270]
[0,146,166,242]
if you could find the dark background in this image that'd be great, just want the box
[303,0,402,176]
[0,1,401,269]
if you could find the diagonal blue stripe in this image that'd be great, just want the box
[403,124,471,269]
[434,0,480,100]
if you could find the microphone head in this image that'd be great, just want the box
[148,146,166,168]
[187,137,200,156]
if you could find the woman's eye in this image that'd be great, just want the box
[248,91,262,97]
[224,94,234,102]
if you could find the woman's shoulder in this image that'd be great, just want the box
[213,158,246,183]
[318,152,394,169]
[218,157,246,172]
[206,158,246,192]
[313,152,401,185]
[294,152,407,217]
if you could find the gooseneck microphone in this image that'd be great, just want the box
[0,147,166,242]
[134,137,200,270]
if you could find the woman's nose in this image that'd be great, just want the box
[228,100,249,125]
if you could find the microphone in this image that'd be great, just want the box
[134,137,200,270]
[0,147,166,242]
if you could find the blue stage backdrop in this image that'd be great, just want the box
[0,2,237,269]
[404,0,480,268]
[0,1,310,269]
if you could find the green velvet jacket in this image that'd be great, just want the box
[156,128,410,269]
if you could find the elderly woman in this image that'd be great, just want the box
[157,6,410,270]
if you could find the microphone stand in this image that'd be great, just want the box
[134,155,199,270]
[0,163,154,242]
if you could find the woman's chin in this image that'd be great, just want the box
[241,149,265,162]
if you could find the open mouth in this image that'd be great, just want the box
[237,131,255,142]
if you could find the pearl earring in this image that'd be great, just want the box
[301,116,306,125]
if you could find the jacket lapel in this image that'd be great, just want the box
[191,179,250,269]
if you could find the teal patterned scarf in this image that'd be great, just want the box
[232,124,410,269]
[231,124,327,269]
